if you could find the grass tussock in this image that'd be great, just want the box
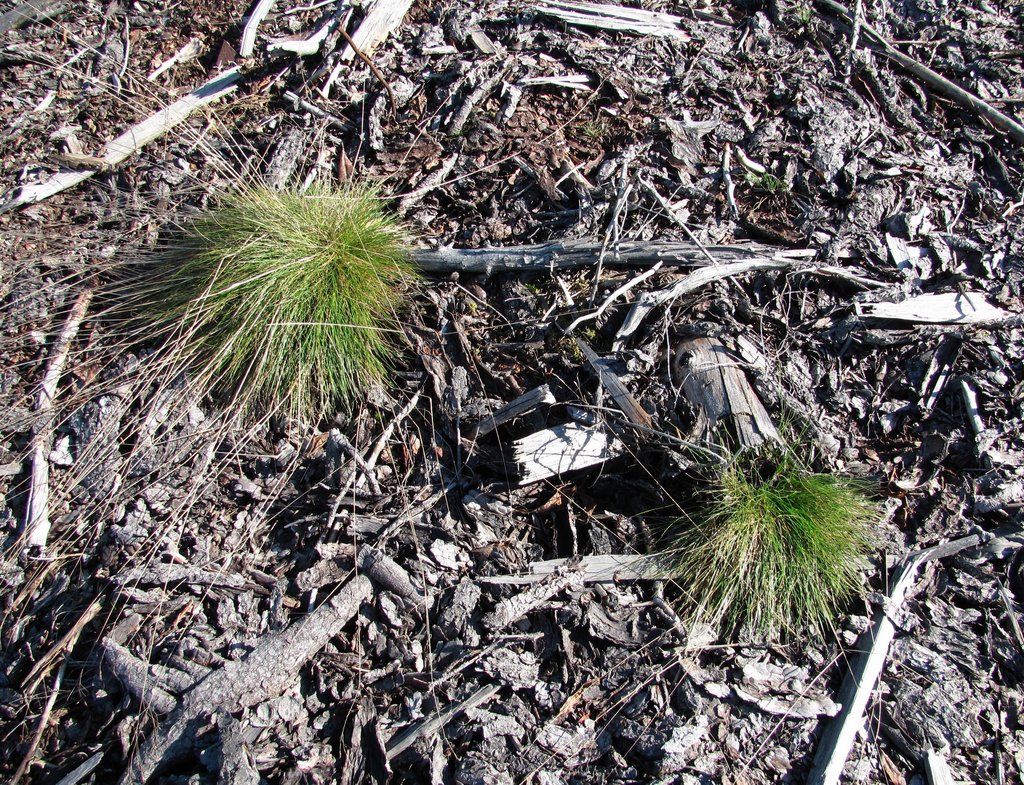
[658,448,877,639]
[131,182,416,422]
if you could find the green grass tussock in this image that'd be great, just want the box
[659,449,877,639]
[135,182,416,421]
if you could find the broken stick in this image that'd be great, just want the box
[808,532,989,785]
[0,68,241,213]
[24,286,94,550]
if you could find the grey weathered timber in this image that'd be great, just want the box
[411,240,812,276]
[673,337,781,449]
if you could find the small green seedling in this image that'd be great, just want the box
[656,445,876,639]
[131,182,416,422]
[745,171,788,195]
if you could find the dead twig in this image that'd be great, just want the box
[239,0,275,57]
[23,286,94,550]
[11,659,68,785]
[118,575,371,784]
[0,68,241,213]
[338,26,397,115]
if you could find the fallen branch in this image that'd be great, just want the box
[617,258,791,342]
[0,68,241,213]
[386,684,500,759]
[807,531,990,785]
[23,286,94,550]
[411,240,813,276]
[119,574,371,785]
[239,0,276,57]
[814,0,1024,145]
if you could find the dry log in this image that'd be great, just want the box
[672,337,781,450]
[411,239,812,276]
[119,575,371,785]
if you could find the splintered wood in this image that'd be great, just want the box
[860,291,1013,324]
[672,337,781,449]
[514,423,623,484]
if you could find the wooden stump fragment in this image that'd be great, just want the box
[673,337,781,450]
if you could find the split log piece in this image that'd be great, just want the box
[672,337,782,450]
[118,574,371,785]
[23,287,94,550]
[575,337,652,428]
[514,423,623,485]
[807,531,990,785]
[859,291,1013,324]
[51,750,104,785]
[959,379,984,437]
[472,384,555,438]
[399,154,459,208]
[0,68,241,213]
[814,0,1024,145]
[537,0,689,40]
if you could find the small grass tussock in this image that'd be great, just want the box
[656,446,877,639]
[128,182,417,422]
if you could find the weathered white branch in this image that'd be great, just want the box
[808,532,989,785]
[0,68,241,213]
[239,0,276,57]
[24,287,94,550]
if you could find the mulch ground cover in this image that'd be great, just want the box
[1,0,1023,783]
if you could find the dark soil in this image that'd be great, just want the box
[2,1,1023,784]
